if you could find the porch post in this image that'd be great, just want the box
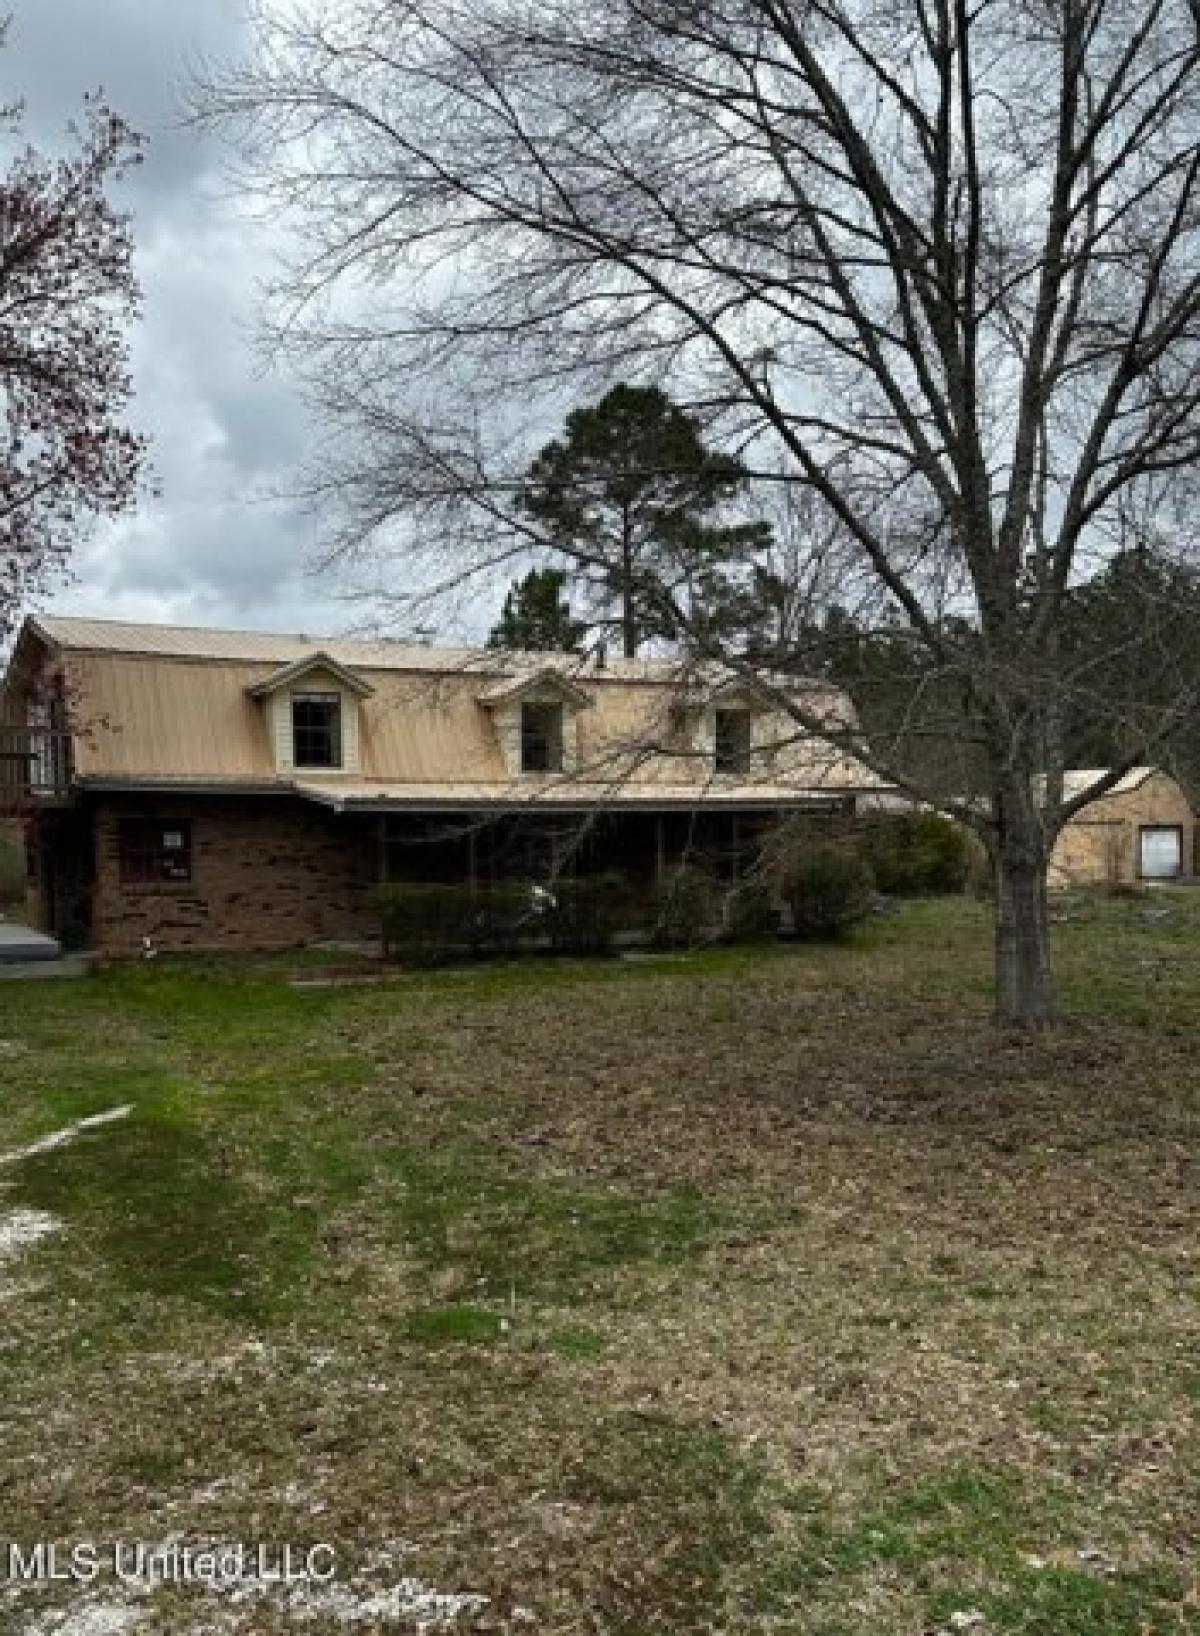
[655,812,666,883]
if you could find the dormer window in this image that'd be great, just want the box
[521,702,564,773]
[292,692,342,769]
[714,708,753,774]
[248,651,372,777]
[478,666,592,779]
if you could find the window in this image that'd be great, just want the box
[713,709,753,774]
[118,819,192,885]
[292,692,342,769]
[1138,825,1183,880]
[521,702,564,773]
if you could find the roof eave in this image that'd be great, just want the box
[4,615,59,692]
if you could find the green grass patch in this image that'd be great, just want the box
[564,1412,771,1630]
[375,1150,729,1301]
[543,1323,607,1360]
[12,1105,322,1327]
[402,1304,510,1344]
[929,1564,1192,1635]
[778,1466,1055,1589]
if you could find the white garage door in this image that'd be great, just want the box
[1139,826,1182,879]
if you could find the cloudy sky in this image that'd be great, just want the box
[6,0,346,635]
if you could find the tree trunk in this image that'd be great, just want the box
[993,834,1055,1028]
[621,506,637,659]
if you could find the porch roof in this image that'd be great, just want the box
[69,772,883,811]
[290,778,866,813]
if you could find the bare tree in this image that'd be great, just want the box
[194,0,1200,1026]
[0,62,146,636]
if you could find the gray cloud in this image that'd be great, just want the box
[5,0,344,635]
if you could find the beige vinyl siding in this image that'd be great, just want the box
[342,687,360,774]
[271,690,293,773]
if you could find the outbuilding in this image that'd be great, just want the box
[1049,767,1195,887]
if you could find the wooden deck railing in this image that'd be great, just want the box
[0,726,74,802]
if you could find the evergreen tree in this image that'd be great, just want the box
[1057,548,1200,792]
[521,385,771,658]
[486,567,586,652]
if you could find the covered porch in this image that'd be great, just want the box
[366,800,854,891]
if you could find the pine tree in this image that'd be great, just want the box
[486,567,586,653]
[521,385,771,658]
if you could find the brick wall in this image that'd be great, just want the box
[91,795,380,956]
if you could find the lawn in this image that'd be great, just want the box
[0,895,1196,1634]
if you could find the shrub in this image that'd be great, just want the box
[370,881,530,964]
[545,871,632,956]
[779,847,873,938]
[856,811,971,896]
[964,833,995,900]
[721,875,780,943]
[371,875,638,963]
[0,823,24,907]
[475,883,530,956]
[649,864,721,949]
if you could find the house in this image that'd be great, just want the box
[1049,767,1195,887]
[1,615,889,955]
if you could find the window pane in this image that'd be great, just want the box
[293,693,342,768]
[714,710,752,773]
[521,703,564,773]
[1139,827,1181,878]
[118,819,192,885]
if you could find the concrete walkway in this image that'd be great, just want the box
[0,922,61,963]
[0,920,93,978]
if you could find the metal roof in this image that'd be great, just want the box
[1036,767,1160,803]
[1061,767,1157,799]
[28,614,840,691]
[31,614,492,673]
[11,613,876,802]
[31,614,737,683]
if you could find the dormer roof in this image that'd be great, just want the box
[708,677,769,709]
[673,676,770,713]
[477,667,594,710]
[246,652,375,700]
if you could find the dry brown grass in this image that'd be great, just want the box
[0,896,1196,1633]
